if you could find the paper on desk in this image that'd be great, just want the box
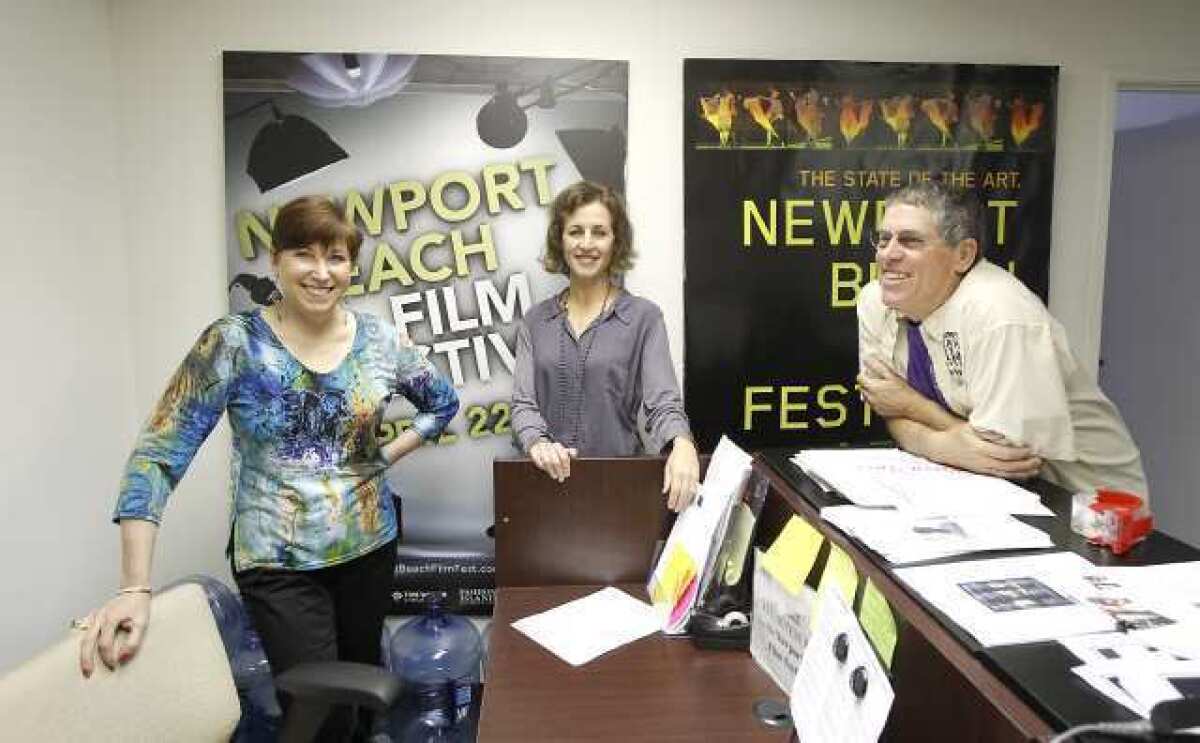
[1132,622,1200,661]
[647,436,751,634]
[1070,657,1200,727]
[761,516,825,595]
[1061,632,1189,666]
[1072,564,1200,660]
[1105,561,1200,610]
[1070,660,1152,717]
[1115,658,1200,721]
[1076,565,1200,632]
[511,587,660,667]
[751,549,817,694]
[791,585,894,743]
[820,505,1054,565]
[792,448,1052,516]
[894,552,1116,647]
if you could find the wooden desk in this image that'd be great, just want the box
[754,452,1054,742]
[754,448,1200,741]
[484,454,1200,741]
[478,583,786,742]
[484,458,784,741]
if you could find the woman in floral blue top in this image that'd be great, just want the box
[79,196,458,735]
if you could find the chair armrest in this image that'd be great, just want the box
[275,661,402,713]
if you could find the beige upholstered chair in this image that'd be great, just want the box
[0,583,240,742]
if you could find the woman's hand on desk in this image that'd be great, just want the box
[663,436,700,512]
[529,440,578,483]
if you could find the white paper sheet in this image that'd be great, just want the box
[750,548,817,694]
[1076,565,1200,633]
[790,586,894,743]
[1078,563,1200,660]
[792,448,1053,516]
[1061,632,1189,666]
[511,587,660,666]
[1117,659,1200,717]
[894,552,1116,647]
[1070,660,1153,717]
[1132,622,1200,661]
[821,505,1054,564]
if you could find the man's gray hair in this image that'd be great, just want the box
[884,181,980,248]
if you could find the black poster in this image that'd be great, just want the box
[684,59,1058,451]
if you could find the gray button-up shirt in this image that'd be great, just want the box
[511,290,692,456]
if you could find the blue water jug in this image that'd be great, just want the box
[163,574,246,658]
[231,629,282,743]
[387,600,483,742]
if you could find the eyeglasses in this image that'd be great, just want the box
[871,230,932,251]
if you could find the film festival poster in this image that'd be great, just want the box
[683,59,1058,451]
[223,53,629,546]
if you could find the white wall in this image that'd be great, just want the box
[1101,109,1200,547]
[6,0,1200,671]
[0,0,136,669]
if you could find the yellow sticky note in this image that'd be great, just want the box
[819,545,858,604]
[859,578,898,670]
[762,516,825,595]
[650,543,697,607]
[812,545,858,628]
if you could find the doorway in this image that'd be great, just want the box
[1099,88,1200,547]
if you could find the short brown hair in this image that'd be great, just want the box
[271,195,363,261]
[542,181,635,276]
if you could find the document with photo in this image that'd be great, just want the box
[894,552,1115,647]
[1080,563,1200,660]
[820,505,1053,565]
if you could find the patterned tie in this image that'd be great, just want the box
[905,320,949,410]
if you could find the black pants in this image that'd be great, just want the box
[235,539,396,741]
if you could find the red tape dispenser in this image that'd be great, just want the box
[1070,489,1153,555]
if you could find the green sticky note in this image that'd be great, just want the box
[859,578,897,670]
[762,516,825,594]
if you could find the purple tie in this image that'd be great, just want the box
[906,321,949,410]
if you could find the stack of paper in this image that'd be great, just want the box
[511,587,660,666]
[647,436,752,634]
[820,505,1054,565]
[792,448,1052,516]
[894,552,1117,647]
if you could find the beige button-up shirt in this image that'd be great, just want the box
[858,261,1148,497]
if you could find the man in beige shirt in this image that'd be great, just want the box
[857,182,1147,496]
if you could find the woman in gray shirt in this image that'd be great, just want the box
[511,180,700,511]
